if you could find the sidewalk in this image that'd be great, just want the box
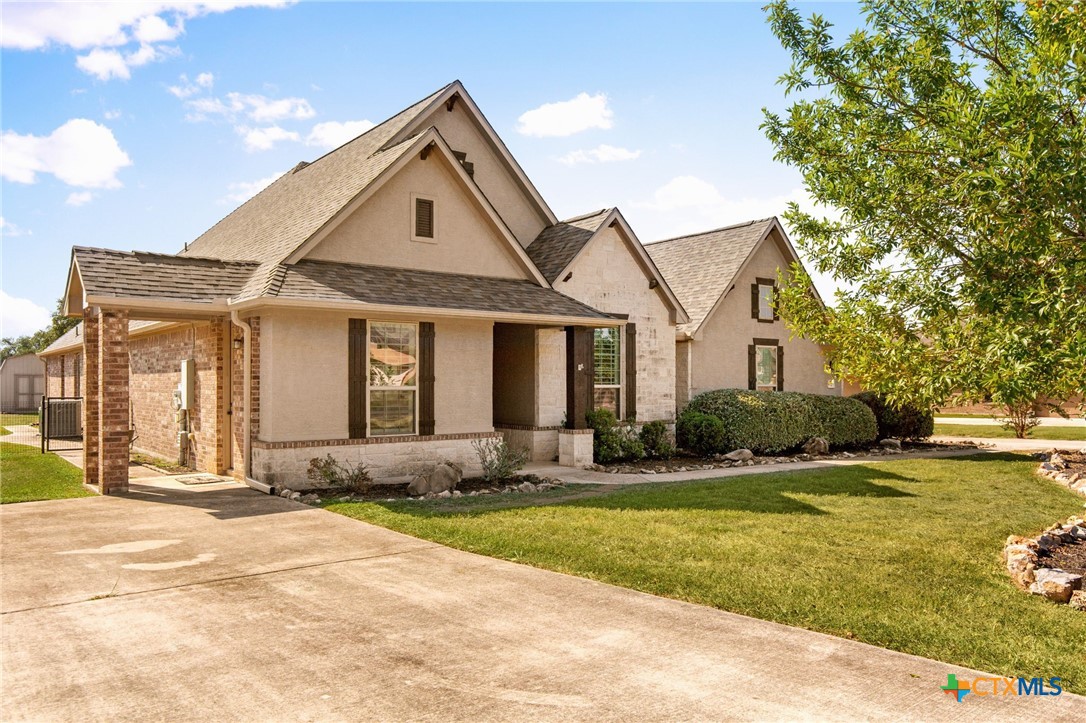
[937,416,1085,427]
[524,446,993,486]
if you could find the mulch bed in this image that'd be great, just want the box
[1043,539,1086,576]
[294,474,555,503]
[597,441,977,475]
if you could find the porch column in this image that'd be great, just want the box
[81,309,100,488]
[98,309,130,494]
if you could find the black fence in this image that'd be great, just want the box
[40,396,83,452]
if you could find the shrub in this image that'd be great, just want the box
[682,389,878,455]
[472,437,527,482]
[586,409,645,464]
[676,410,727,456]
[639,420,675,459]
[998,402,1040,439]
[307,454,372,493]
[850,391,934,440]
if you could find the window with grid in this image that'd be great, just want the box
[758,283,775,321]
[368,322,418,436]
[593,328,621,415]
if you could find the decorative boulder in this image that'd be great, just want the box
[1049,453,1067,470]
[723,448,754,462]
[802,437,829,455]
[1070,590,1086,611]
[407,462,462,496]
[879,438,903,450]
[1030,569,1083,604]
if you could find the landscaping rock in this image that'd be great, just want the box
[518,481,537,493]
[802,437,829,455]
[279,488,292,498]
[289,492,301,501]
[723,449,754,462]
[406,462,462,496]
[1049,453,1067,470]
[436,490,452,498]
[879,438,903,450]
[1029,569,1083,604]
[1070,590,1086,612]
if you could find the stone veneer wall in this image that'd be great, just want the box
[250,432,498,489]
[495,425,562,463]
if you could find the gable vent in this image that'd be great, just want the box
[415,198,434,239]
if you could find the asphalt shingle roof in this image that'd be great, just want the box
[41,320,162,355]
[646,218,776,336]
[73,247,260,303]
[525,209,612,283]
[179,84,452,264]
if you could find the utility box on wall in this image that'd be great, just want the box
[178,358,195,410]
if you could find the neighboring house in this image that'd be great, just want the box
[0,353,45,413]
[41,81,688,494]
[646,217,840,407]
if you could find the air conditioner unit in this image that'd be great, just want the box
[45,399,82,438]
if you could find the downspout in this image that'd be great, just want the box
[231,310,273,494]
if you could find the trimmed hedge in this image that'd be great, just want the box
[679,389,878,455]
[850,391,934,440]
[676,412,726,457]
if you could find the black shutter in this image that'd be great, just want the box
[625,323,637,421]
[349,319,367,438]
[419,322,435,435]
[748,344,756,390]
[415,198,434,238]
[751,284,759,319]
[777,346,785,391]
[566,326,594,429]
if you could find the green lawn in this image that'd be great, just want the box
[0,413,37,437]
[0,443,90,503]
[933,423,1086,441]
[328,455,1086,693]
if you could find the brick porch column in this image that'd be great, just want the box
[98,310,130,494]
[81,309,100,489]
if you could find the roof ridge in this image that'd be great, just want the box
[646,217,777,246]
[74,246,262,265]
[560,208,611,224]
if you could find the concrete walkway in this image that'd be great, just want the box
[930,436,1086,453]
[3,478,1082,721]
[937,416,1085,427]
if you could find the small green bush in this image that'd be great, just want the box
[676,410,728,456]
[307,454,373,493]
[639,420,675,459]
[681,389,877,455]
[850,391,934,440]
[473,437,527,482]
[586,409,645,464]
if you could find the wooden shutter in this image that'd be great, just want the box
[415,198,434,238]
[419,322,435,435]
[566,326,594,429]
[751,284,759,319]
[349,319,367,438]
[747,344,756,390]
[625,323,637,421]
[777,345,785,391]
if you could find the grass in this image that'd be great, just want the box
[0,413,36,436]
[0,442,90,503]
[933,423,1086,441]
[328,454,1086,693]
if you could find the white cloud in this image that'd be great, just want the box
[168,71,214,99]
[558,144,641,166]
[517,92,614,138]
[103,109,122,120]
[0,290,51,338]
[0,217,31,238]
[65,191,95,206]
[305,120,375,149]
[236,125,298,152]
[184,92,314,123]
[222,173,282,204]
[637,175,727,213]
[2,2,292,81]
[1,119,132,188]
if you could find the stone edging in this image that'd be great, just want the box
[1002,516,1085,609]
[1036,451,1086,497]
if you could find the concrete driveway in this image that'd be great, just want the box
[3,479,1083,721]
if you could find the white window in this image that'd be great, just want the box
[368,321,418,436]
[755,345,777,391]
[411,193,436,243]
[758,283,775,321]
[593,327,621,416]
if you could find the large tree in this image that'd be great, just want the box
[1,298,79,361]
[762,0,1085,422]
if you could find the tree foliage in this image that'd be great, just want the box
[762,0,1086,412]
[0,298,79,361]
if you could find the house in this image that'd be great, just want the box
[0,352,45,413]
[646,217,840,407]
[40,81,688,495]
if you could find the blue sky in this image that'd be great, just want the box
[1,1,863,337]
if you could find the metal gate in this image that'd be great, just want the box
[40,396,83,452]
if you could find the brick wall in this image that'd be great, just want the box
[44,351,82,397]
[229,316,259,478]
[98,310,129,493]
